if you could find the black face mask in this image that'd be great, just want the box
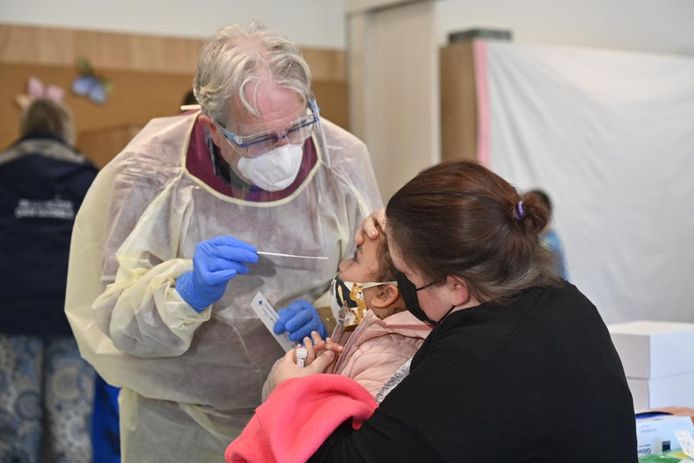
[395,271,455,326]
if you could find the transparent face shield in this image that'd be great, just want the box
[214,99,320,158]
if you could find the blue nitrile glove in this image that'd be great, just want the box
[176,236,258,312]
[273,299,327,342]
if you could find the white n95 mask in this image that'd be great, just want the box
[237,143,304,192]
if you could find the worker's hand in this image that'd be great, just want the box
[354,208,386,246]
[176,236,258,312]
[273,300,327,342]
[274,346,336,385]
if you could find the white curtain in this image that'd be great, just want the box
[478,41,694,324]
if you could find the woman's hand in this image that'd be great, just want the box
[274,346,337,385]
[355,208,386,246]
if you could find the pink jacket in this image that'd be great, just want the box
[330,309,431,397]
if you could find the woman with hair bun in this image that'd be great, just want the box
[227,160,637,463]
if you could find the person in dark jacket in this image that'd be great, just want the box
[228,160,637,462]
[0,98,98,462]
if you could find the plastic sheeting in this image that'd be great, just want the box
[476,41,694,324]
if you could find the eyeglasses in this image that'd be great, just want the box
[214,99,320,157]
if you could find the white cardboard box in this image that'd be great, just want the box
[608,321,694,379]
[628,373,694,411]
[636,415,694,457]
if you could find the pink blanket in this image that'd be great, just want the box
[226,374,378,463]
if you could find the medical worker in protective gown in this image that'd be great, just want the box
[65,23,382,462]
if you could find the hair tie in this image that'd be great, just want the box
[514,201,525,221]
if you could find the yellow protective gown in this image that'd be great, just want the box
[65,112,382,462]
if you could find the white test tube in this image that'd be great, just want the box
[295,346,308,368]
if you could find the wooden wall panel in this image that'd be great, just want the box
[313,81,349,131]
[78,124,143,169]
[440,41,478,162]
[0,24,348,166]
[0,24,345,80]
[302,48,346,82]
[0,24,200,74]
[0,62,194,164]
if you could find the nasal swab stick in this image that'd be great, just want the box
[257,251,328,260]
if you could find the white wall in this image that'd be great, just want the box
[348,1,439,201]
[0,0,346,48]
[436,0,694,55]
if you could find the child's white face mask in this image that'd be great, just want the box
[329,275,394,329]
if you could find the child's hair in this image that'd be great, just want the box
[373,224,397,282]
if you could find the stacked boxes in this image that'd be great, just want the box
[608,321,694,411]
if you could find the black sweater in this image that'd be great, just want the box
[310,283,637,462]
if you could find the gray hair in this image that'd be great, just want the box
[194,22,312,126]
[20,98,75,145]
